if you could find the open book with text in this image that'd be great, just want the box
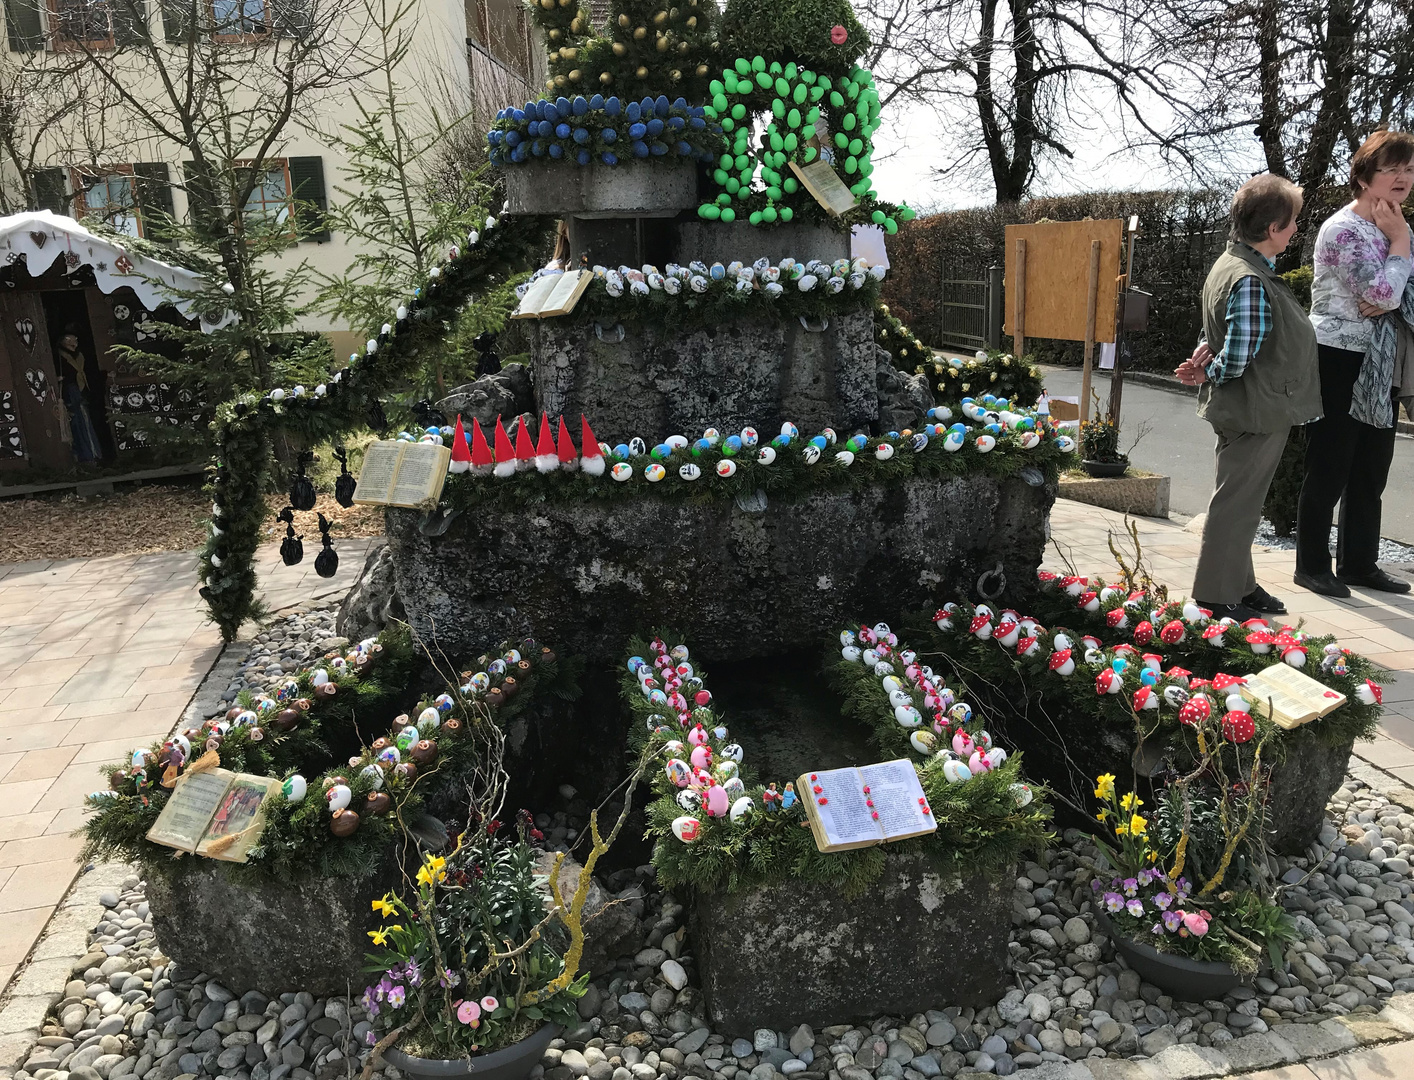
[797,758,937,853]
[146,768,281,862]
[1239,663,1346,729]
[512,270,594,319]
[353,440,451,508]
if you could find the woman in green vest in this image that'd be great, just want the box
[1175,174,1320,622]
[1294,129,1414,597]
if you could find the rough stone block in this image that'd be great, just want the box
[1267,1019,1358,1058]
[671,221,852,267]
[1266,732,1357,853]
[144,855,399,996]
[1056,474,1169,518]
[1141,1045,1230,1080]
[1083,1060,1147,1080]
[0,996,55,1036]
[687,852,1013,1035]
[528,309,880,443]
[387,473,1054,663]
[502,160,698,218]
[1334,1014,1409,1044]
[1217,1031,1299,1072]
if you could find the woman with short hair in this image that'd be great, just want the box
[1175,173,1320,621]
[1295,128,1414,596]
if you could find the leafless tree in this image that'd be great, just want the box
[857,0,1203,203]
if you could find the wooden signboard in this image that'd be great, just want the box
[1004,219,1123,421]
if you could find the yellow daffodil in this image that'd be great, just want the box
[372,895,395,918]
[1096,808,1110,822]
[1129,814,1147,836]
[417,855,448,887]
[1120,792,1143,812]
[368,924,401,946]
[1094,774,1116,801]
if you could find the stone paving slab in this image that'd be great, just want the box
[0,536,374,995]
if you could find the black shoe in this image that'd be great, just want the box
[1293,571,1352,598]
[1195,600,1261,622]
[1338,568,1413,594]
[1242,585,1288,615]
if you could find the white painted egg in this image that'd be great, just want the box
[282,775,307,802]
[894,704,922,727]
[361,764,385,790]
[910,730,937,755]
[665,759,692,786]
[875,443,895,461]
[758,446,776,465]
[834,450,855,467]
[716,459,737,477]
[841,645,862,662]
[1010,782,1034,807]
[325,784,352,812]
[730,796,755,823]
[942,759,972,784]
[612,462,633,481]
[889,689,912,708]
[311,669,330,687]
[802,444,821,464]
[645,463,666,482]
[671,816,702,842]
[724,776,745,799]
[943,431,964,452]
[976,434,996,453]
[679,463,702,481]
[741,427,758,447]
[676,788,702,812]
[418,707,441,731]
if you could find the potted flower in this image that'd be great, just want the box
[1078,414,1129,478]
[1087,773,1295,1001]
[363,811,588,1080]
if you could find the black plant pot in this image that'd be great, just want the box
[384,1024,559,1080]
[1081,459,1129,479]
[1092,907,1246,1001]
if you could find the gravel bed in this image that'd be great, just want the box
[215,606,346,715]
[1254,521,1414,565]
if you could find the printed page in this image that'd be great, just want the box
[1240,666,1340,728]
[353,441,402,505]
[389,444,450,507]
[790,161,858,216]
[511,273,561,319]
[197,775,279,862]
[146,768,234,852]
[541,270,594,317]
[858,759,937,841]
[807,767,884,849]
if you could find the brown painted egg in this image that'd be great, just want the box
[395,761,418,781]
[330,809,361,836]
[274,708,302,732]
[365,792,392,815]
[410,739,439,767]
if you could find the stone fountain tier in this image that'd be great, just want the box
[384,473,1055,663]
[689,851,1015,1034]
[528,308,879,444]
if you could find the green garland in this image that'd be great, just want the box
[436,418,1071,515]
[200,212,553,640]
[922,350,1045,408]
[626,630,1051,898]
[875,302,929,369]
[81,627,581,883]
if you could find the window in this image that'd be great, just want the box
[72,166,142,237]
[210,0,268,40]
[238,159,293,231]
[49,0,116,49]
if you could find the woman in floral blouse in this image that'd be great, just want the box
[1295,129,1414,597]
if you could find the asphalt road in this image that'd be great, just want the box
[1037,364,1414,545]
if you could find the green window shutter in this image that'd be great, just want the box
[4,0,44,52]
[133,162,176,243]
[286,156,330,242]
[270,0,310,39]
[160,0,195,42]
[112,0,151,45]
[32,168,68,214]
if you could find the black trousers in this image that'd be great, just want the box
[1295,344,1397,577]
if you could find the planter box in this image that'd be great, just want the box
[689,852,1014,1034]
[144,855,398,995]
[1057,471,1170,518]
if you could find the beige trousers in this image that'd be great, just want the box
[1192,425,1290,605]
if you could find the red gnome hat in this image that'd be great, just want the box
[514,416,535,469]
[579,415,605,476]
[556,416,577,468]
[470,418,493,474]
[492,416,516,478]
[534,412,558,473]
[448,416,471,473]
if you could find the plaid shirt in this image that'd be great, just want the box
[1202,249,1274,384]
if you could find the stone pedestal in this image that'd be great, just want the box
[1267,731,1357,853]
[386,473,1054,663]
[503,160,697,218]
[671,220,852,267]
[689,852,1014,1034]
[528,309,878,443]
[144,857,398,995]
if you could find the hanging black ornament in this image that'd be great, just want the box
[473,331,501,377]
[277,507,303,566]
[333,447,356,508]
[289,450,316,511]
[314,513,338,578]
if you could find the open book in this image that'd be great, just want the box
[512,270,594,319]
[353,441,451,508]
[789,160,858,217]
[1240,663,1347,729]
[798,758,937,853]
[146,768,281,862]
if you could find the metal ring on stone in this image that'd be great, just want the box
[595,322,626,343]
[798,315,830,333]
[418,507,460,536]
[976,562,1006,599]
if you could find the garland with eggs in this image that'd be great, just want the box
[927,585,1382,762]
[696,56,914,230]
[926,351,1046,408]
[487,95,722,167]
[629,630,1051,897]
[81,623,580,882]
[435,400,1073,515]
[874,303,929,370]
[200,211,553,641]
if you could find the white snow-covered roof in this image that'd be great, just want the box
[0,210,235,332]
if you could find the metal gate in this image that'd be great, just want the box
[938,266,1003,355]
